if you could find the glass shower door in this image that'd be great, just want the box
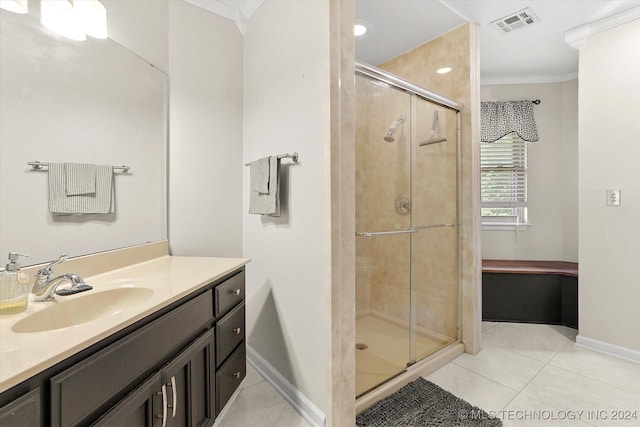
[355,75,412,396]
[410,99,459,363]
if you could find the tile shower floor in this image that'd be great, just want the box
[217,323,640,426]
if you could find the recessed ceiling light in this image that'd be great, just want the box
[436,67,452,75]
[354,23,367,37]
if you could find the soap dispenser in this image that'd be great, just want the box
[0,252,30,314]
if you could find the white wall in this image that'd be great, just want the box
[102,0,168,72]
[243,0,331,415]
[168,1,244,257]
[578,19,640,352]
[481,81,578,262]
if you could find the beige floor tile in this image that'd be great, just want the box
[425,362,519,414]
[482,321,500,332]
[241,363,266,390]
[501,393,595,427]
[550,343,640,396]
[520,365,640,427]
[453,344,546,390]
[482,323,577,363]
[216,380,311,427]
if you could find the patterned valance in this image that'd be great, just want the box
[480,101,539,143]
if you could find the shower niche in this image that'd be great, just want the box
[355,63,460,397]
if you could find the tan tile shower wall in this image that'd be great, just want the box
[376,23,481,352]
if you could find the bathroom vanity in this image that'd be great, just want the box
[0,243,249,426]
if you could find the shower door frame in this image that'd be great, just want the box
[355,60,463,384]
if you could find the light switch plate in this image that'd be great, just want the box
[606,189,621,206]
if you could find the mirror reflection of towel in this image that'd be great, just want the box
[64,163,97,196]
[48,163,114,215]
[249,156,280,216]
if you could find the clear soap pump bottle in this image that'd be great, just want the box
[0,252,30,314]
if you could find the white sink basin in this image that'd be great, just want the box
[12,286,154,333]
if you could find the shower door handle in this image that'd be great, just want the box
[413,224,455,230]
[356,229,418,237]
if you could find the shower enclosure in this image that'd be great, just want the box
[355,62,461,397]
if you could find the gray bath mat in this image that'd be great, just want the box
[356,378,502,426]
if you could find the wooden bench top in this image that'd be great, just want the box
[482,259,578,277]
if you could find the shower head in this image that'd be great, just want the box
[384,115,406,142]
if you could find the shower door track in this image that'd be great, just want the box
[355,60,461,112]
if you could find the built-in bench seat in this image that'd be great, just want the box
[482,259,578,329]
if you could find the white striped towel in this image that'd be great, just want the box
[48,163,114,215]
[64,163,96,196]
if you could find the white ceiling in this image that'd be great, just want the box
[188,0,640,85]
[356,0,640,84]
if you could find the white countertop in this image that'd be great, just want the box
[0,255,249,392]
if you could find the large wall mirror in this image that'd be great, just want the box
[0,6,167,266]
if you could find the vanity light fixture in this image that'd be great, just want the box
[40,0,108,41]
[0,0,28,14]
[436,67,452,75]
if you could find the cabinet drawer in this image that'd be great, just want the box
[0,388,40,427]
[215,344,246,416]
[215,270,245,316]
[50,290,213,427]
[216,302,245,366]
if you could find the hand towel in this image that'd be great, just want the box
[49,163,114,215]
[64,162,97,196]
[249,157,270,194]
[249,156,281,216]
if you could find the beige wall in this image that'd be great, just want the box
[243,0,331,415]
[577,19,640,353]
[378,23,482,353]
[481,81,578,262]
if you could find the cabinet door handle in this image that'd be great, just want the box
[233,371,241,379]
[230,288,240,296]
[170,376,177,418]
[233,327,241,335]
[160,384,168,427]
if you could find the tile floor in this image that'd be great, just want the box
[216,323,640,426]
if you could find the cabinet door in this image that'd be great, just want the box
[162,329,215,427]
[92,373,164,427]
[0,388,40,427]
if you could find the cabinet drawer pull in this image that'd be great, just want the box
[233,371,241,379]
[230,288,241,296]
[233,327,241,335]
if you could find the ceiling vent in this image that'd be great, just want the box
[491,7,540,34]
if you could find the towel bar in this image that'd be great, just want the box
[244,152,299,166]
[28,161,130,173]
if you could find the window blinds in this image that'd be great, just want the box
[481,132,527,209]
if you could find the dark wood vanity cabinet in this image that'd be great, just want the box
[0,267,246,427]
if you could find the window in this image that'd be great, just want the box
[481,132,528,228]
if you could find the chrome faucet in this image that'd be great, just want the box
[31,254,91,301]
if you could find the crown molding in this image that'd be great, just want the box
[565,6,640,49]
[183,0,263,34]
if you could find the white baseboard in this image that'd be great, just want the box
[576,335,640,365]
[246,345,326,427]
